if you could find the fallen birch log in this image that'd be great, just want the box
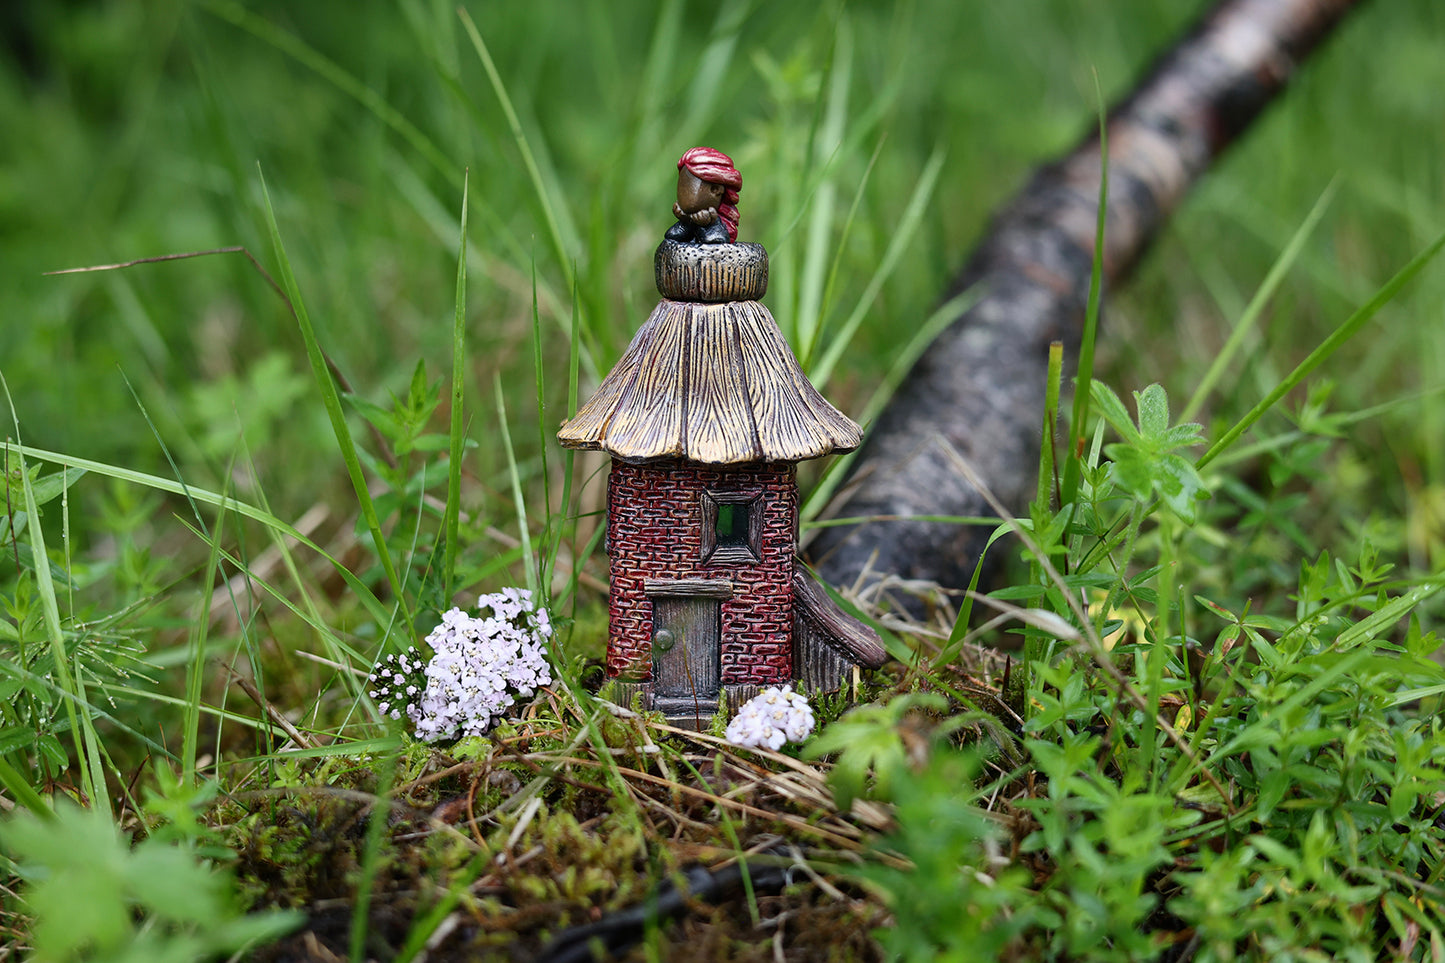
[809,0,1364,611]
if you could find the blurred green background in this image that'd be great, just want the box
[2,0,1442,566]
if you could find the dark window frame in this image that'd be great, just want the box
[700,490,763,565]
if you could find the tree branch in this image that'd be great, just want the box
[810,0,1365,608]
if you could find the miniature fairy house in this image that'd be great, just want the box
[558,147,886,722]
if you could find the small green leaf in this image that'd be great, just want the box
[1157,422,1207,451]
[1133,383,1170,440]
[37,732,69,769]
[10,542,74,586]
[126,845,229,923]
[1105,445,1154,498]
[1193,595,1234,619]
[804,694,947,809]
[31,866,132,955]
[0,724,35,755]
[1154,454,1208,524]
[26,468,87,510]
[1089,381,1141,444]
[407,357,429,410]
[341,392,401,438]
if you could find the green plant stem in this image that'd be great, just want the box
[1141,513,1176,792]
[494,375,537,595]
[1060,74,1109,508]
[795,16,852,361]
[1093,502,1146,640]
[806,137,886,369]
[182,506,225,786]
[531,263,554,599]
[1020,342,1067,696]
[444,172,469,603]
[1038,341,1064,512]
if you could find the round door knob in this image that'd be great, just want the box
[654,629,676,652]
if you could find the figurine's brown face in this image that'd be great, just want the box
[675,167,725,215]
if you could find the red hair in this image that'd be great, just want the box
[678,146,742,242]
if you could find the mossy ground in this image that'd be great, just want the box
[217,682,910,961]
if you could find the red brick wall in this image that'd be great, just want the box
[606,459,797,686]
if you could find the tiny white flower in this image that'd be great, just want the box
[404,589,555,742]
[725,686,815,750]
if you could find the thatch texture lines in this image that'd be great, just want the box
[558,297,860,465]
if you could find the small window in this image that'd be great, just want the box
[715,502,748,547]
[701,492,761,564]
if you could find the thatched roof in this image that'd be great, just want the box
[557,298,862,464]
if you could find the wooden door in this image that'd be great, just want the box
[651,595,721,699]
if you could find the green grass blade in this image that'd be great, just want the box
[626,0,682,159]
[393,854,490,963]
[0,441,394,630]
[1335,579,1443,650]
[795,16,852,360]
[350,734,401,963]
[1,378,101,812]
[1181,177,1340,423]
[197,0,458,187]
[1038,341,1064,511]
[941,524,1020,668]
[58,464,74,621]
[1198,226,1445,469]
[256,166,414,641]
[532,261,556,598]
[457,9,575,299]
[172,517,377,686]
[811,144,945,387]
[1060,77,1109,508]
[0,754,54,818]
[801,286,978,522]
[90,683,269,731]
[494,374,537,596]
[680,0,748,139]
[554,283,586,613]
[182,503,226,786]
[805,137,886,368]
[69,671,110,816]
[444,172,469,603]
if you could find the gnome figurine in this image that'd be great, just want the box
[664,146,742,245]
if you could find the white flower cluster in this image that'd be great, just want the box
[367,646,427,721]
[724,685,815,751]
[367,588,554,742]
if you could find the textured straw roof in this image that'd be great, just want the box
[557,298,862,465]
